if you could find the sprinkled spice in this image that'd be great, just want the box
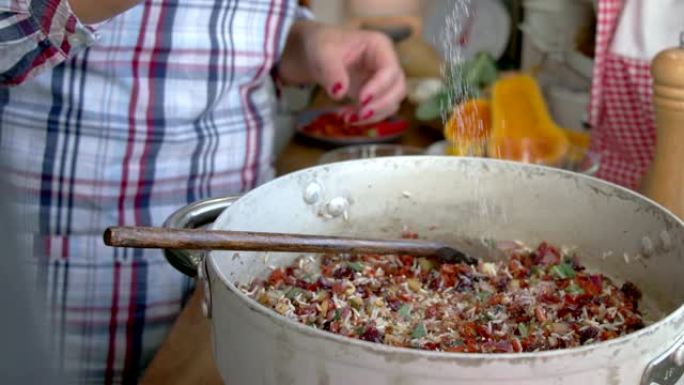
[238,242,645,353]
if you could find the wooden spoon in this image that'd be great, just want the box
[103,226,477,265]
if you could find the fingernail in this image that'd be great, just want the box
[331,82,343,96]
[362,109,374,120]
[362,95,373,106]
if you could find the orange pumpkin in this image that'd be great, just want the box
[443,99,491,156]
[487,74,569,165]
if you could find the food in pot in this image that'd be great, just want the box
[239,242,644,353]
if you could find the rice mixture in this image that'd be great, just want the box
[239,242,644,353]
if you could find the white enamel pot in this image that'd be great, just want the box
[164,157,684,385]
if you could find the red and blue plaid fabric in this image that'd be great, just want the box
[0,0,299,383]
[589,0,656,189]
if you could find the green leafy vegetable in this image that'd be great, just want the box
[285,287,303,300]
[551,263,576,280]
[566,281,585,296]
[348,261,364,272]
[398,304,411,320]
[412,322,427,339]
[415,90,449,121]
[518,323,529,338]
[477,291,492,302]
[415,52,499,122]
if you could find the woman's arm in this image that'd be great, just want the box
[0,0,141,86]
[68,0,142,24]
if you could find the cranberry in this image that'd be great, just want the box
[360,327,383,343]
[317,276,332,289]
[579,326,599,343]
[422,342,440,351]
[621,281,642,304]
[387,298,403,311]
[333,266,353,279]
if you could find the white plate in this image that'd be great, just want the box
[422,0,511,61]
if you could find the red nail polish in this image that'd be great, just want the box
[362,95,373,106]
[331,82,343,96]
[362,109,374,120]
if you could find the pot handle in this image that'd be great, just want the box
[162,196,240,277]
[642,332,684,385]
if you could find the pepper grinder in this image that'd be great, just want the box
[641,33,684,219]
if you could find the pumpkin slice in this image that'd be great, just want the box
[488,74,569,165]
[444,99,491,156]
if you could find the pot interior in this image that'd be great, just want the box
[210,157,684,324]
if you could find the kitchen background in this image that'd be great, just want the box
[273,0,597,157]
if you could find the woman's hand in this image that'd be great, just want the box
[279,21,406,124]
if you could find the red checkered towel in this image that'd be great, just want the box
[589,0,684,189]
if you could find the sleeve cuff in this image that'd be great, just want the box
[295,5,314,21]
[270,5,316,93]
[28,0,99,57]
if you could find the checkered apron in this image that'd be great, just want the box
[0,0,299,383]
[589,0,655,189]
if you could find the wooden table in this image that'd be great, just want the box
[140,102,442,385]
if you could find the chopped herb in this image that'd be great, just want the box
[412,322,427,339]
[530,266,541,276]
[482,237,497,249]
[477,291,492,302]
[348,261,364,272]
[367,128,378,138]
[285,287,303,300]
[551,263,576,280]
[398,304,411,320]
[418,258,434,271]
[451,339,464,347]
[566,281,585,296]
[332,309,341,321]
[518,323,529,338]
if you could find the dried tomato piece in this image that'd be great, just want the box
[476,324,493,339]
[267,268,286,286]
[422,342,441,351]
[399,254,414,267]
[576,275,602,296]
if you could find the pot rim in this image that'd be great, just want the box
[208,156,684,362]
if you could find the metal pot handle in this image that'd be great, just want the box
[642,333,684,385]
[162,196,240,277]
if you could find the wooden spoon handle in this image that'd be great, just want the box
[104,226,449,257]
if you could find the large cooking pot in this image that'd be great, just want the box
[164,157,684,385]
